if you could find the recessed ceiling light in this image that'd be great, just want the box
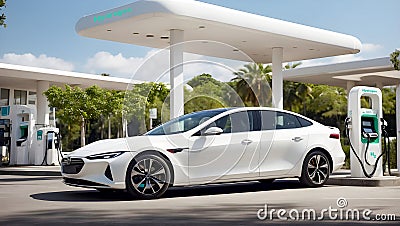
[146,34,154,38]
[132,32,139,35]
[106,29,112,32]
[160,36,169,39]
[199,25,206,29]
[233,49,239,52]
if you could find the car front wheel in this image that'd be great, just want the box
[300,151,330,187]
[126,153,172,199]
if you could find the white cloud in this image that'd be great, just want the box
[362,43,383,52]
[85,51,154,77]
[0,53,75,71]
[84,50,244,82]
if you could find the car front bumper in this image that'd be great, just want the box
[61,152,133,190]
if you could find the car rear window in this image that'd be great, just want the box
[297,116,313,127]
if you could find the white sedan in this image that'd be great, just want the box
[62,107,345,199]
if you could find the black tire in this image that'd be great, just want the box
[259,179,275,184]
[299,150,331,187]
[126,152,172,199]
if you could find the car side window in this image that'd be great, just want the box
[196,111,254,135]
[297,116,313,127]
[275,112,301,129]
[230,111,254,133]
[260,110,276,130]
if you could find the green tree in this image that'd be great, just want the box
[390,50,400,70]
[187,73,222,88]
[185,81,228,113]
[45,85,112,147]
[123,82,170,133]
[282,63,311,113]
[231,63,272,107]
[0,0,6,28]
[306,85,347,128]
[382,87,396,114]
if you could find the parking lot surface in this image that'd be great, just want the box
[1,174,399,225]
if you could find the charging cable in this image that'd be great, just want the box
[345,118,385,178]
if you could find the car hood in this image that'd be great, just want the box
[66,133,189,158]
[66,138,131,157]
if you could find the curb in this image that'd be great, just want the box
[0,166,62,177]
[0,170,61,176]
[327,176,400,187]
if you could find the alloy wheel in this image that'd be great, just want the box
[306,154,329,185]
[130,158,167,195]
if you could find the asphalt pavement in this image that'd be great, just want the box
[0,166,399,225]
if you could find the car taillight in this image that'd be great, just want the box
[330,133,340,139]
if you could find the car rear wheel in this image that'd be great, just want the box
[126,153,172,199]
[300,151,330,187]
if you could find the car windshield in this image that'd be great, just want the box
[146,108,228,135]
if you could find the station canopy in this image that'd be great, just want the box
[0,63,137,91]
[283,57,400,88]
[76,0,362,63]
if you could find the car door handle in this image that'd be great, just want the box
[241,139,253,145]
[292,137,303,142]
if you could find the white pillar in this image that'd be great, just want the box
[346,81,356,94]
[36,81,50,126]
[397,84,400,173]
[169,29,184,119]
[272,47,283,109]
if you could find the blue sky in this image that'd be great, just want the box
[0,0,398,81]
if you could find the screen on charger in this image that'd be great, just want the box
[363,128,373,133]
[362,121,372,127]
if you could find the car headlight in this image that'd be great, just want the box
[86,151,126,160]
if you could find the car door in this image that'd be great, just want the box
[188,110,260,184]
[259,111,309,177]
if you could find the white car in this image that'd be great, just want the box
[62,107,345,199]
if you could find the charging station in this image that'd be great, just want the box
[347,86,383,178]
[32,127,60,166]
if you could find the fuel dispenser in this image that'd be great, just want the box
[345,86,387,178]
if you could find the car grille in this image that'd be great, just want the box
[61,158,84,174]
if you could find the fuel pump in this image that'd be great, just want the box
[345,86,384,178]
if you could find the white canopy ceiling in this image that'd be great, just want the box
[76,0,362,63]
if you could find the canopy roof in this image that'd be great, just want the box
[0,63,138,91]
[283,57,400,88]
[76,0,362,63]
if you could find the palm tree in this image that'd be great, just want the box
[231,63,272,107]
[282,62,313,114]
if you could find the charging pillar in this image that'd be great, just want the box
[348,86,383,178]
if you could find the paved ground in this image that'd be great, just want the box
[0,172,399,225]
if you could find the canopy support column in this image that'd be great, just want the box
[169,29,184,119]
[397,84,400,173]
[272,47,283,109]
[346,81,355,94]
[37,80,50,126]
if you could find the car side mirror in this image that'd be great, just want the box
[203,127,223,136]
